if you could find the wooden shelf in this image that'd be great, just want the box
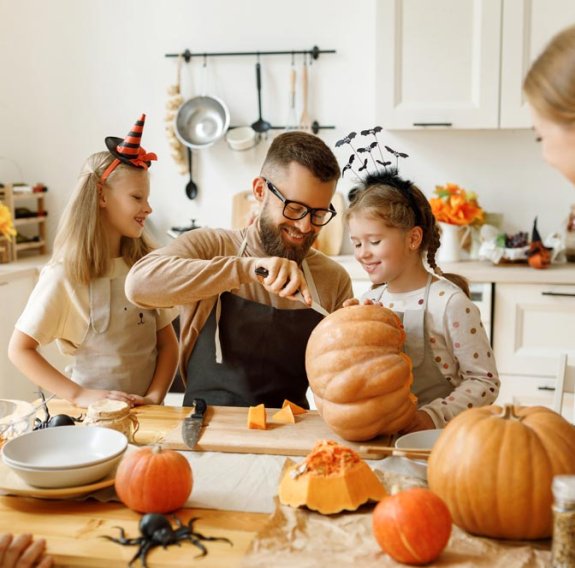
[14,217,47,227]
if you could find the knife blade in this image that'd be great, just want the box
[181,398,207,449]
[254,267,329,317]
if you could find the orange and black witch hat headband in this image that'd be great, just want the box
[101,114,157,183]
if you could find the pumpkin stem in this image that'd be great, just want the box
[152,445,163,455]
[498,404,520,421]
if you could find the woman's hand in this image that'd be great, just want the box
[0,533,53,568]
[400,410,436,434]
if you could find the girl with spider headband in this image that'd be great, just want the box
[9,115,178,408]
[341,133,499,433]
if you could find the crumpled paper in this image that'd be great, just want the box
[242,464,551,568]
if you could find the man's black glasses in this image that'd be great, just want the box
[262,178,336,227]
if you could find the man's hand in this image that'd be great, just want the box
[254,257,312,305]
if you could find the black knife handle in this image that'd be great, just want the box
[192,398,207,418]
[255,267,268,277]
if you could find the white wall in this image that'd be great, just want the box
[0,0,573,255]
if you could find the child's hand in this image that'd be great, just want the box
[0,533,53,568]
[400,410,435,434]
[342,298,382,308]
[72,388,134,408]
[129,394,158,406]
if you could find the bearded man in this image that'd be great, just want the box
[126,132,353,408]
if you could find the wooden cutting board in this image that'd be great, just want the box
[160,405,393,458]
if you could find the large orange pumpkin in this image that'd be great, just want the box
[306,305,417,441]
[372,488,452,565]
[115,446,193,514]
[428,404,575,540]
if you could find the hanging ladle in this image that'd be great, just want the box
[251,62,271,136]
[185,146,198,200]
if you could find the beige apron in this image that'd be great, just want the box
[370,274,454,406]
[71,261,158,396]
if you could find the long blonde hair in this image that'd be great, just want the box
[52,151,154,284]
[345,174,470,297]
[524,24,575,124]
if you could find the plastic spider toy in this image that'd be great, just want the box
[102,513,232,567]
[33,391,84,430]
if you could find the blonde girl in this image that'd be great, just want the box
[9,115,178,408]
[345,172,499,433]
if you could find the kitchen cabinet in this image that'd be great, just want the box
[376,0,575,129]
[493,282,575,414]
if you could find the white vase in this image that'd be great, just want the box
[437,222,463,263]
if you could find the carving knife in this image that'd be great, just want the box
[181,398,207,449]
[254,267,329,317]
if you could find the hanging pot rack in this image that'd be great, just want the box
[165,45,336,133]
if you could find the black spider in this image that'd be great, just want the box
[102,513,232,567]
[33,391,83,430]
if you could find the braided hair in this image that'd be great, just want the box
[345,170,470,297]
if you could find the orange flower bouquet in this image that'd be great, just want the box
[430,183,484,226]
[0,203,16,240]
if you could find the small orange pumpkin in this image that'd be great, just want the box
[428,404,575,540]
[306,305,417,441]
[115,446,193,514]
[372,488,452,565]
[278,440,387,514]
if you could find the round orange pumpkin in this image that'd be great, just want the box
[372,488,452,565]
[305,305,417,441]
[115,446,193,514]
[428,404,575,540]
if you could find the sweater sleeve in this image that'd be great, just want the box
[421,291,500,427]
[125,228,259,309]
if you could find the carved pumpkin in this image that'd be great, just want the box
[428,404,575,540]
[115,446,193,514]
[372,488,452,565]
[306,305,417,441]
[278,440,387,514]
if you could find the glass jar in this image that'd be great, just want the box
[551,475,575,568]
[83,400,139,443]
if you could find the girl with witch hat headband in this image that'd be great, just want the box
[9,115,178,408]
[340,129,500,433]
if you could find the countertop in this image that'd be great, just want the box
[333,255,575,285]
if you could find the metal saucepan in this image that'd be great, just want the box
[174,62,230,149]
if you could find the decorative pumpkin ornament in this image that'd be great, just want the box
[428,404,575,540]
[115,446,193,514]
[372,488,452,565]
[305,305,417,441]
[278,440,387,514]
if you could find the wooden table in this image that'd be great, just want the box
[0,400,271,567]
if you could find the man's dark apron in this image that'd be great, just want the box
[184,241,325,408]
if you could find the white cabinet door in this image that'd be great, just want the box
[376,0,502,129]
[500,0,575,128]
[493,283,575,377]
[0,273,37,401]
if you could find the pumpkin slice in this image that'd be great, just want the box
[271,405,296,424]
[278,439,387,514]
[282,399,307,415]
[247,404,267,430]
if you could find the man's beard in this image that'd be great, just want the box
[258,209,318,264]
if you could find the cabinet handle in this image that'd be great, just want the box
[537,386,555,391]
[541,292,575,297]
[412,122,453,127]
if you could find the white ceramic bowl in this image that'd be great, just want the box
[225,126,257,151]
[395,428,443,451]
[0,399,36,444]
[5,452,124,488]
[2,425,127,470]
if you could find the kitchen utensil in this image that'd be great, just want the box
[181,397,207,448]
[174,61,230,149]
[251,62,271,135]
[0,399,36,444]
[185,147,198,200]
[358,445,432,460]
[225,126,257,151]
[285,65,297,130]
[299,55,312,131]
[254,267,329,316]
